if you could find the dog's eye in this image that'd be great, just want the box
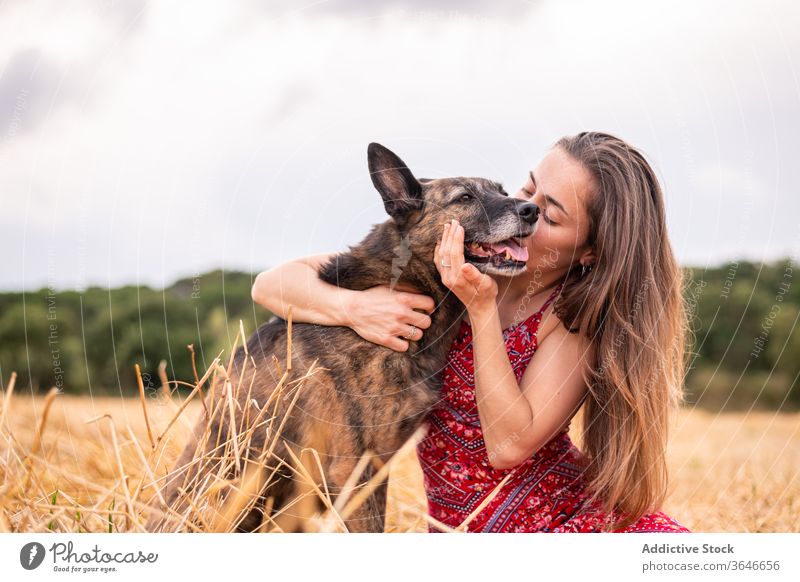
[460,193,473,202]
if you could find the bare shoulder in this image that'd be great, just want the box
[537,307,595,366]
[535,302,563,343]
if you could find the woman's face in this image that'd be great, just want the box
[513,146,597,277]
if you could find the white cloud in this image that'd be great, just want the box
[1,0,799,289]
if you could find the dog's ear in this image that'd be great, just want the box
[368,143,422,227]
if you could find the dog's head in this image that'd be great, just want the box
[368,143,539,277]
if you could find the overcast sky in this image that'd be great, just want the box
[1,0,799,292]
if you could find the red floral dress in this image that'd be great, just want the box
[416,283,690,533]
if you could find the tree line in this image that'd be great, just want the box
[0,260,797,410]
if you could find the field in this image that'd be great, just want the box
[1,384,798,533]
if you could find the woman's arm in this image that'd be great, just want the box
[251,253,436,352]
[434,219,590,470]
[469,310,592,470]
[251,252,351,326]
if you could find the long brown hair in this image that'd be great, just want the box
[554,132,688,531]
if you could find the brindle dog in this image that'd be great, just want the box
[148,143,539,533]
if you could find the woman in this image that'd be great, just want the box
[251,132,690,532]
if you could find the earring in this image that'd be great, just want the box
[581,263,593,277]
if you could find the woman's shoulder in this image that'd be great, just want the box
[537,308,596,363]
[536,302,564,343]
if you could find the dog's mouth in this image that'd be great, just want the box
[464,235,529,271]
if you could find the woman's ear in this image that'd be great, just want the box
[579,247,596,268]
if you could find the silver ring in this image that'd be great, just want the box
[404,325,417,339]
[441,259,451,268]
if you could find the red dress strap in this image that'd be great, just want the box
[533,281,563,319]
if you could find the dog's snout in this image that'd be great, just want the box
[518,202,539,224]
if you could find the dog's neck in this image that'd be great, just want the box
[317,220,468,356]
[318,221,444,299]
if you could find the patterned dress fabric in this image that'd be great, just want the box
[416,283,690,533]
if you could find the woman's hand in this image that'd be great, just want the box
[434,219,498,314]
[345,283,435,352]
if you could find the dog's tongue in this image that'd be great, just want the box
[487,238,529,262]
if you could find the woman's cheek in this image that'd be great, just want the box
[525,229,541,254]
[531,223,551,246]
[533,226,569,263]
[526,227,551,262]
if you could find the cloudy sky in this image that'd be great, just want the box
[1,0,799,291]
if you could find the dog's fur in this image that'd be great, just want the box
[147,143,539,532]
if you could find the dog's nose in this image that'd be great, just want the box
[518,203,539,224]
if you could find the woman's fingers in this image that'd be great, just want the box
[448,220,465,273]
[400,292,435,314]
[352,323,409,352]
[435,223,450,285]
[385,337,410,352]
[404,309,432,330]
[433,244,442,283]
[393,314,428,337]
[437,219,481,299]
[441,222,451,261]
[354,284,437,352]
[442,220,465,285]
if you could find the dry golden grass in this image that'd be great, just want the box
[2,382,798,533]
[0,384,434,533]
[0,344,800,532]
[0,320,440,534]
[664,407,800,532]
